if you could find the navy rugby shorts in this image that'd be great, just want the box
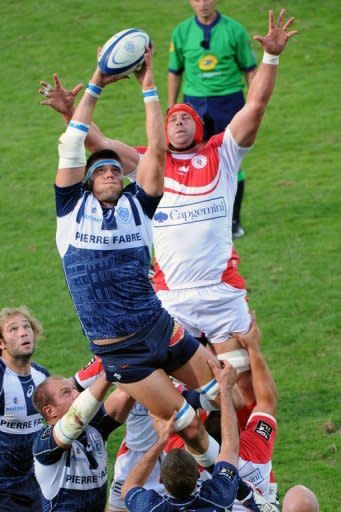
[93,309,199,383]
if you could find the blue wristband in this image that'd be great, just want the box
[86,82,102,98]
[69,121,89,133]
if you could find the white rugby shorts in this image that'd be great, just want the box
[157,282,251,344]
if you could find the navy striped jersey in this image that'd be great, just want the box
[55,181,163,341]
[0,358,49,488]
[33,407,120,512]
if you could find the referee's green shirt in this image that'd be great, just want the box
[168,13,256,97]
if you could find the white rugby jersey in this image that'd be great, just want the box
[0,359,48,488]
[55,181,162,340]
[152,128,249,290]
[125,402,157,451]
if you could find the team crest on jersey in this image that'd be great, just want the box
[116,207,130,223]
[191,155,207,169]
[255,420,273,440]
[40,425,53,440]
[198,54,218,71]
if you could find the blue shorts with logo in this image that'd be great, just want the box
[91,309,199,383]
[184,91,245,140]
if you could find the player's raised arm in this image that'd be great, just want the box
[134,47,167,196]
[41,73,139,176]
[230,8,298,148]
[55,64,126,187]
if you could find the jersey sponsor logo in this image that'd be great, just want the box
[116,207,131,223]
[218,466,237,481]
[239,464,262,486]
[153,196,227,227]
[169,41,174,53]
[0,417,43,429]
[191,155,207,169]
[74,231,142,245]
[255,420,273,440]
[26,385,34,398]
[83,213,102,223]
[198,54,218,71]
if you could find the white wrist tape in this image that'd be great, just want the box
[217,349,250,375]
[58,123,88,169]
[262,51,279,65]
[187,434,220,467]
[54,388,102,445]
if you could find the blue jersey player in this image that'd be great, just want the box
[0,306,49,512]
[52,46,226,468]
[32,373,133,512]
[121,360,240,512]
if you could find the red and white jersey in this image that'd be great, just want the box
[236,412,277,508]
[151,128,249,290]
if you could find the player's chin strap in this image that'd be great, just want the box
[54,388,102,446]
[217,349,250,374]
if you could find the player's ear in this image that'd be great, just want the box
[43,404,56,421]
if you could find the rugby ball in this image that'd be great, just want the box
[98,28,150,77]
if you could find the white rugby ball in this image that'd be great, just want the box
[98,28,150,77]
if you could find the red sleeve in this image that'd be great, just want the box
[239,412,277,464]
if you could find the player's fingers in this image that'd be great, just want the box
[283,16,295,31]
[53,73,62,88]
[72,83,84,95]
[277,8,286,27]
[268,10,275,30]
[287,30,299,39]
[253,35,265,45]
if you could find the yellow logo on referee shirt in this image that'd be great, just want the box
[169,41,174,53]
[198,54,218,71]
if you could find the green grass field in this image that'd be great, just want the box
[1,0,340,508]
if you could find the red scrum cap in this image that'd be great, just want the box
[165,104,204,145]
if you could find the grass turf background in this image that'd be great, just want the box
[0,1,340,508]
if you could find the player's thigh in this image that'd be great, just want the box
[170,343,217,390]
[118,369,184,419]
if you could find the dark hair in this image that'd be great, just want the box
[160,448,198,499]
[85,148,123,189]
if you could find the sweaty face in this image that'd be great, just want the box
[190,0,216,22]
[91,164,124,206]
[167,111,197,149]
[0,314,35,360]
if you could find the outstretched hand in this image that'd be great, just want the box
[208,358,237,390]
[39,74,83,116]
[134,45,155,90]
[233,311,261,351]
[254,8,298,55]
[151,411,176,444]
